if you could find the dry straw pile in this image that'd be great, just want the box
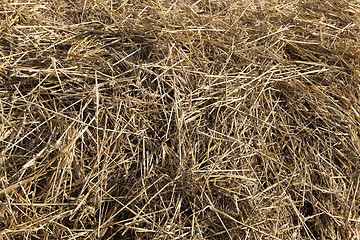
[1,0,360,239]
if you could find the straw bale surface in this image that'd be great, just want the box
[1,0,360,239]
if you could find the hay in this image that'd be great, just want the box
[1,0,360,239]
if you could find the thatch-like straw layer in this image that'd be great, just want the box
[1,0,360,239]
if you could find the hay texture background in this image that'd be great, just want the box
[1,0,360,239]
